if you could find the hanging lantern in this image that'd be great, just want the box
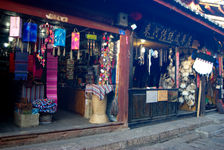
[54,28,66,47]
[9,16,22,38]
[71,32,80,50]
[22,22,38,42]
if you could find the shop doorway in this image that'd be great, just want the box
[0,10,120,137]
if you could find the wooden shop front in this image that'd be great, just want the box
[0,0,129,147]
[128,2,224,126]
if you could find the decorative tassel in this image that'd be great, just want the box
[57,47,61,56]
[16,38,19,48]
[34,44,37,52]
[53,47,55,56]
[21,43,23,53]
[77,50,80,60]
[63,48,66,56]
[27,43,29,53]
[29,44,31,54]
[70,50,73,60]
[19,39,22,50]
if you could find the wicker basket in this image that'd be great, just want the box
[89,94,108,124]
[39,113,52,124]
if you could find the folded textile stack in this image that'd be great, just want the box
[32,98,57,113]
[46,52,58,104]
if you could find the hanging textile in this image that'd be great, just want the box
[54,28,66,47]
[66,59,74,80]
[14,51,28,80]
[23,23,37,42]
[9,16,22,38]
[22,84,45,103]
[28,54,34,73]
[9,53,15,73]
[71,32,80,50]
[46,52,58,104]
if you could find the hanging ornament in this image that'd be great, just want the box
[54,28,66,56]
[10,16,22,38]
[38,23,54,67]
[71,31,80,50]
[23,22,37,42]
[54,28,66,47]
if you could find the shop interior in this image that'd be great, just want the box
[0,10,119,136]
[131,38,199,115]
[131,37,218,116]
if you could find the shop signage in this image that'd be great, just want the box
[86,34,97,40]
[46,13,68,23]
[139,21,193,47]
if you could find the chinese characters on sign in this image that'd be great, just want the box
[142,22,193,47]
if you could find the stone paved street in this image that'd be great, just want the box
[2,113,224,150]
[127,125,224,150]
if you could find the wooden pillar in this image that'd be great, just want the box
[117,31,130,123]
[200,75,206,115]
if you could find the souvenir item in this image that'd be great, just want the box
[66,59,74,80]
[32,98,57,113]
[14,51,28,80]
[23,22,37,42]
[46,52,58,104]
[179,56,196,107]
[38,23,54,66]
[10,16,22,38]
[9,52,15,73]
[98,33,113,85]
[71,32,80,50]
[54,28,66,47]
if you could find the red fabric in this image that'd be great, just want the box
[9,53,15,73]
[28,55,34,73]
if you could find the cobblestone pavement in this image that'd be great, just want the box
[127,128,224,150]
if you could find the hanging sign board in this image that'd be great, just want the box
[138,21,193,47]
[54,28,66,47]
[46,13,68,23]
[10,16,22,38]
[71,32,80,50]
[86,34,97,40]
[23,23,38,42]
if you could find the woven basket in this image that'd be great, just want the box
[89,94,108,124]
[39,113,52,124]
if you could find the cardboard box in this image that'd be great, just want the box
[14,112,39,128]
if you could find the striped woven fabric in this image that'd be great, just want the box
[46,52,58,104]
[14,51,28,80]
[85,84,113,100]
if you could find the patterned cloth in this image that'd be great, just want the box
[85,84,113,100]
[46,52,58,104]
[14,51,28,80]
[32,98,57,113]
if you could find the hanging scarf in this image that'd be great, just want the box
[46,52,58,104]
[14,51,28,80]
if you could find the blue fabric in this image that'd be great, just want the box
[14,51,28,80]
[32,98,57,113]
[54,28,66,47]
[23,23,37,42]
